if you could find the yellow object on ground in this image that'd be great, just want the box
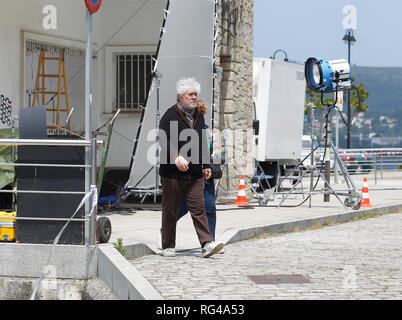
[0,211,16,242]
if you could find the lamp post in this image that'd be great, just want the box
[343,28,356,148]
[84,0,102,245]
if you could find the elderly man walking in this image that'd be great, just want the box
[158,77,224,258]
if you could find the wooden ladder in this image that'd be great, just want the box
[32,49,71,129]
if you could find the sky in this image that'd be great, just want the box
[254,0,402,67]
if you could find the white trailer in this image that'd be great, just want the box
[252,57,306,188]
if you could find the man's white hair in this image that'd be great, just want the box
[176,77,201,96]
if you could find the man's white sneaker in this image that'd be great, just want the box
[162,248,175,257]
[202,246,225,254]
[202,241,224,258]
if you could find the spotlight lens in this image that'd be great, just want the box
[305,57,323,91]
[312,64,321,85]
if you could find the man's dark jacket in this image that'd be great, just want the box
[159,104,211,180]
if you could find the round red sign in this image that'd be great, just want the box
[84,0,101,14]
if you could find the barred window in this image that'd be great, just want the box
[115,53,156,111]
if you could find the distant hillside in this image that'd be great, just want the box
[352,66,402,119]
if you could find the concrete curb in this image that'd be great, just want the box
[97,244,163,300]
[219,204,402,244]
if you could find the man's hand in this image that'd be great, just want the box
[203,168,212,180]
[175,155,189,172]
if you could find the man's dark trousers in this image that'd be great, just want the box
[161,176,214,249]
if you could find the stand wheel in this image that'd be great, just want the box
[96,217,112,243]
[351,202,361,210]
[344,198,352,207]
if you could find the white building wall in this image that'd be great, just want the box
[0,0,167,168]
[0,0,89,107]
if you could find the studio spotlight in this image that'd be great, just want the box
[305,57,351,93]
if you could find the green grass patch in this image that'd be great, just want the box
[113,238,128,256]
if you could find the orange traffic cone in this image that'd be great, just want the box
[360,177,373,208]
[233,176,250,206]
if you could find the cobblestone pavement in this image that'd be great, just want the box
[129,212,402,300]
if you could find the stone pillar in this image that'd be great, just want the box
[214,0,254,195]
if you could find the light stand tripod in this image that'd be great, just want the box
[153,70,163,203]
[273,97,362,210]
[115,70,163,206]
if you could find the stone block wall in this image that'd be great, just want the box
[214,0,254,193]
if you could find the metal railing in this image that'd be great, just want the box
[0,138,101,245]
[307,147,402,184]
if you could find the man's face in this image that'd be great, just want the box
[179,90,198,110]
